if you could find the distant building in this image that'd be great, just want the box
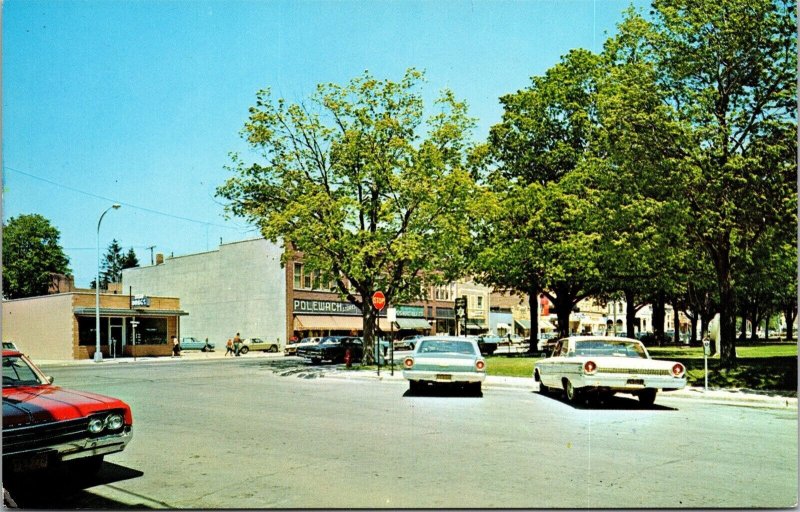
[2,292,186,360]
[122,238,287,347]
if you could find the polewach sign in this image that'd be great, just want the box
[293,299,361,316]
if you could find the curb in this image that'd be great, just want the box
[36,354,797,410]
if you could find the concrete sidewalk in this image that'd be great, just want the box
[35,351,797,410]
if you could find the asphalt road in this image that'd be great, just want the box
[7,357,797,509]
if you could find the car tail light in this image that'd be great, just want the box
[475,360,485,371]
[672,363,685,377]
[583,360,597,374]
[403,358,414,369]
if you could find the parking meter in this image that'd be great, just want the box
[702,338,711,356]
[702,338,710,391]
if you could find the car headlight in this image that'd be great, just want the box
[88,417,105,434]
[105,413,124,431]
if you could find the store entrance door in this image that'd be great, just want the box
[109,317,124,358]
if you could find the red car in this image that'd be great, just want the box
[2,349,133,474]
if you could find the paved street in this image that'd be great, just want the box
[7,356,797,509]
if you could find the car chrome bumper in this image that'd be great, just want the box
[4,427,132,464]
[403,370,486,383]
[575,375,687,391]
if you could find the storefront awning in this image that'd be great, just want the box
[393,318,431,330]
[74,307,188,317]
[295,315,362,331]
[466,321,484,330]
[515,318,555,331]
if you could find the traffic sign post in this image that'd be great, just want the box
[372,292,385,375]
[387,307,396,376]
[703,338,710,391]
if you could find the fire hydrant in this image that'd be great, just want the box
[344,348,352,368]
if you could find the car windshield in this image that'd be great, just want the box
[319,339,341,346]
[573,340,647,358]
[3,356,44,387]
[417,340,477,355]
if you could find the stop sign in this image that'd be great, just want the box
[372,291,386,311]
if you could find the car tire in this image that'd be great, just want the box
[201,346,208,352]
[564,380,581,404]
[311,357,321,365]
[239,346,249,355]
[638,389,657,406]
[538,382,549,395]
[269,346,278,352]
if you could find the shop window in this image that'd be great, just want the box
[136,318,168,345]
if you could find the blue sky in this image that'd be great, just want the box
[3,0,648,287]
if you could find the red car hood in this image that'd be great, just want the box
[3,385,132,429]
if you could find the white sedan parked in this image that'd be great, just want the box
[534,336,686,405]
[403,336,486,395]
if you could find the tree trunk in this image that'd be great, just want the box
[527,287,540,354]
[652,293,665,346]
[718,280,737,368]
[689,314,698,345]
[556,303,571,339]
[625,289,636,339]
[362,302,375,365]
[784,304,797,341]
[672,300,680,344]
[750,307,759,341]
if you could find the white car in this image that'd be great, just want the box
[284,337,320,356]
[402,336,486,395]
[534,336,686,406]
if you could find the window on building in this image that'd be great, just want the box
[477,296,483,308]
[294,263,303,289]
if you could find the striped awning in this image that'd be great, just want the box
[393,318,431,330]
[294,315,391,331]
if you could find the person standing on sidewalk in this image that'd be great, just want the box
[225,338,234,356]
[172,336,181,357]
[233,332,242,356]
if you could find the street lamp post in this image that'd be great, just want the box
[95,204,121,362]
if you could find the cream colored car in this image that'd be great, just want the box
[534,336,686,406]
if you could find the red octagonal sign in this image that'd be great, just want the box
[372,291,386,311]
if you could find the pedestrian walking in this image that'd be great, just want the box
[233,332,242,356]
[225,338,234,356]
[172,336,181,357]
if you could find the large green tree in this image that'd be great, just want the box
[616,0,797,366]
[474,49,606,344]
[218,70,476,362]
[2,213,71,299]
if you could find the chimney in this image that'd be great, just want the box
[156,253,164,265]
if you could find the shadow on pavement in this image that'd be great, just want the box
[535,390,677,411]
[4,461,149,509]
[403,384,484,398]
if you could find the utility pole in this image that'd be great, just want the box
[147,245,155,265]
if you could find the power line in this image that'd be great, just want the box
[4,165,250,231]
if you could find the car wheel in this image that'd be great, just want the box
[201,346,208,352]
[538,382,549,395]
[564,380,581,404]
[239,346,249,355]
[638,389,657,406]
[311,357,321,365]
[269,346,278,352]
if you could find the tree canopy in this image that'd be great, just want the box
[2,214,71,299]
[218,69,477,361]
